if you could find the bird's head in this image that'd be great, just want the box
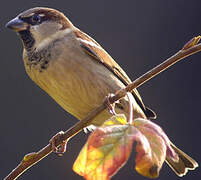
[6,7,74,50]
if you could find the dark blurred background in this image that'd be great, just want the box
[1,1,201,179]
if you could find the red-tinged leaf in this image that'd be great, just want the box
[133,118,178,178]
[73,115,150,180]
[73,115,178,179]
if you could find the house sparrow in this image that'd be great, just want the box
[6,7,198,176]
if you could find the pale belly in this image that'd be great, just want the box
[25,55,146,126]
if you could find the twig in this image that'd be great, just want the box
[4,36,201,180]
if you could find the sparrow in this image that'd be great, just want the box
[6,7,198,176]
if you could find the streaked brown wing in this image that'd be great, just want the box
[74,28,156,119]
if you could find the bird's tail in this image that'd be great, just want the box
[166,143,198,176]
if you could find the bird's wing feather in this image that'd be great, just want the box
[74,28,156,119]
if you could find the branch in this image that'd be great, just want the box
[4,36,201,180]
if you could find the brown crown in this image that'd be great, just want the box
[19,7,73,29]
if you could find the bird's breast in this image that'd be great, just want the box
[23,43,145,125]
[24,52,127,123]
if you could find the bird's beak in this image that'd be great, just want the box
[6,17,28,32]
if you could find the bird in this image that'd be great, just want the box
[6,7,198,177]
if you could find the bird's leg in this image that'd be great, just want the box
[49,131,68,156]
[104,93,116,115]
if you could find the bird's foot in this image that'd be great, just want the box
[49,131,68,156]
[104,93,116,115]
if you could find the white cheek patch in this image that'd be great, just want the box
[36,28,72,50]
[32,24,40,31]
[30,25,41,44]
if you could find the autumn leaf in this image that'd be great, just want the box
[73,115,179,180]
[133,118,178,178]
[73,115,135,180]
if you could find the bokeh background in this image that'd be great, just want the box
[1,1,201,179]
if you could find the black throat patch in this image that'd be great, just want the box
[24,47,52,71]
[20,30,61,71]
[18,29,35,51]
[19,29,51,71]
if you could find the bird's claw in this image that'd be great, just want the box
[104,93,116,115]
[49,131,68,156]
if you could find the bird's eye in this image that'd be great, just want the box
[31,14,41,24]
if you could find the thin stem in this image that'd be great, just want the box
[126,92,134,125]
[4,36,201,180]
